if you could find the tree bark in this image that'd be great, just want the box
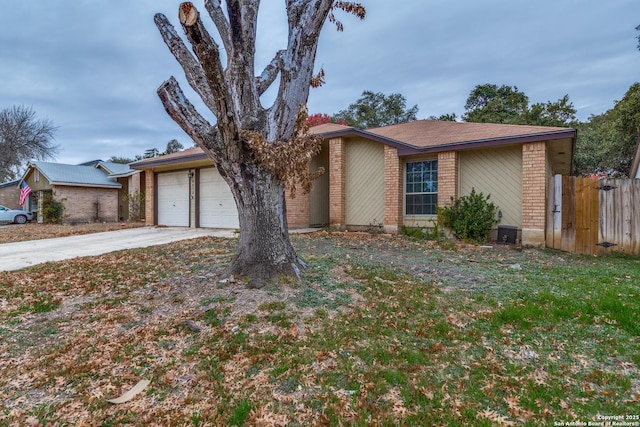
[229,166,305,286]
[155,1,363,287]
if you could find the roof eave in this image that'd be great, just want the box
[130,153,210,169]
[396,129,577,156]
[50,182,122,189]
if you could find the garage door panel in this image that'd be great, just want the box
[199,168,239,228]
[158,171,190,227]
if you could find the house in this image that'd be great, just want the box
[131,120,576,247]
[20,161,143,223]
[0,180,20,209]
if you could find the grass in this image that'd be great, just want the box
[0,232,638,425]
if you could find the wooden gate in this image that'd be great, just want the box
[546,176,640,256]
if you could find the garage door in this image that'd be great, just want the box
[157,171,190,226]
[199,167,239,228]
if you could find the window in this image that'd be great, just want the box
[405,160,438,215]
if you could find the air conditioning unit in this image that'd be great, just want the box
[497,225,517,245]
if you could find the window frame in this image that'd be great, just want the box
[404,159,438,216]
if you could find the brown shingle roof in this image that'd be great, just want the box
[309,123,353,134]
[367,120,571,148]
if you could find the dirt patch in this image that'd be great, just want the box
[0,222,145,244]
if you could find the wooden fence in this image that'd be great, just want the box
[546,176,640,256]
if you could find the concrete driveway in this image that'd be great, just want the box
[0,227,236,272]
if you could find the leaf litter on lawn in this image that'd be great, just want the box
[0,231,638,425]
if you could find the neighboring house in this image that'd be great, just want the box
[21,161,122,223]
[131,120,576,247]
[0,180,20,209]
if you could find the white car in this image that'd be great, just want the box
[0,205,33,224]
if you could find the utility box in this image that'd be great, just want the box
[497,225,517,245]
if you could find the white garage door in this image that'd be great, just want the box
[199,167,239,228]
[157,171,190,226]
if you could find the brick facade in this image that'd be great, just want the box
[285,181,309,228]
[144,170,155,226]
[521,142,547,247]
[329,138,346,229]
[53,185,119,223]
[383,146,403,233]
[0,184,20,209]
[437,151,458,207]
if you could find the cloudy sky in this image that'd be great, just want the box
[1,1,638,165]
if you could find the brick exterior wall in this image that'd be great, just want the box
[144,170,155,226]
[521,142,547,246]
[384,146,403,232]
[53,185,119,223]
[0,185,20,209]
[438,151,458,207]
[329,137,346,229]
[285,181,309,228]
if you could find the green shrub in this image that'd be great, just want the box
[438,188,498,243]
[42,192,66,224]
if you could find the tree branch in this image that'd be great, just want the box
[157,77,212,147]
[178,3,237,133]
[154,13,220,116]
[256,50,285,96]
[204,0,232,57]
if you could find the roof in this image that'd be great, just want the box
[0,180,19,189]
[29,161,122,189]
[97,161,133,175]
[131,120,576,169]
[309,123,354,134]
[130,147,208,169]
[367,120,572,148]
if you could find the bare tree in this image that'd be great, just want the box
[155,1,364,286]
[0,105,58,182]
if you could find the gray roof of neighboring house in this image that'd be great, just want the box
[30,161,121,189]
[0,180,19,189]
[97,161,134,176]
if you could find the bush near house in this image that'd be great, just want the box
[438,188,498,243]
[42,192,66,224]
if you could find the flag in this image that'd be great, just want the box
[19,181,32,206]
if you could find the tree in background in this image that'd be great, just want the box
[0,105,58,182]
[463,84,529,124]
[333,90,418,129]
[428,113,457,121]
[110,139,186,164]
[574,83,640,177]
[164,139,184,154]
[306,113,347,127]
[155,1,365,286]
[462,84,576,127]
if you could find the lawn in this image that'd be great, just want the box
[0,232,638,426]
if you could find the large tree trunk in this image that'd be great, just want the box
[230,168,305,286]
[154,1,364,287]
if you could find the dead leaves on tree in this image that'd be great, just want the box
[329,1,366,32]
[242,105,323,198]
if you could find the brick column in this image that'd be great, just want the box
[144,169,155,226]
[329,138,346,229]
[285,181,309,228]
[437,151,458,207]
[522,142,547,247]
[384,145,403,233]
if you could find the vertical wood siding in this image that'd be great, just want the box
[309,143,330,226]
[345,139,385,226]
[459,145,522,228]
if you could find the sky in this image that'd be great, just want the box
[1,1,638,165]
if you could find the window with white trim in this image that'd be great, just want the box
[405,160,438,215]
